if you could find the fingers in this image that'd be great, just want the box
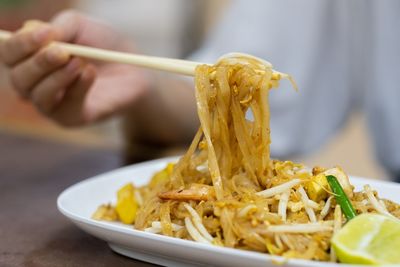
[62,63,96,104]
[30,58,84,113]
[10,45,70,98]
[0,22,57,67]
[0,13,100,127]
[50,64,97,126]
[0,11,84,68]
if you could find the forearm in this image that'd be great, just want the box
[123,72,198,152]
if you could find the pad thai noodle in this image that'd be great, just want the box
[93,54,400,262]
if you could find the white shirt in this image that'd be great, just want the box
[190,0,400,175]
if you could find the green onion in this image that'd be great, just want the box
[326,175,357,220]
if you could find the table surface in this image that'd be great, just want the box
[0,132,156,267]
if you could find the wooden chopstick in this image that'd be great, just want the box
[0,29,202,76]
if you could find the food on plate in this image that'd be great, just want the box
[93,54,400,263]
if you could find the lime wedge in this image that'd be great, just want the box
[332,213,400,265]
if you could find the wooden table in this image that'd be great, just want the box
[0,132,155,267]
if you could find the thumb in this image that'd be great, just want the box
[50,10,122,50]
[50,10,83,43]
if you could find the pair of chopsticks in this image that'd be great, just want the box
[0,29,202,76]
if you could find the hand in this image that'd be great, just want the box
[0,10,151,127]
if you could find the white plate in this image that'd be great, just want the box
[57,157,400,267]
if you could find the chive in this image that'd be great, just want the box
[326,175,357,220]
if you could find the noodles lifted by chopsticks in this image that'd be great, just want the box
[94,54,400,262]
[178,54,283,197]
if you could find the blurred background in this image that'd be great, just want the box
[0,0,387,179]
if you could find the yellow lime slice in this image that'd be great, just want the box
[332,213,400,265]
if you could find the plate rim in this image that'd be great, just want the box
[57,156,399,267]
